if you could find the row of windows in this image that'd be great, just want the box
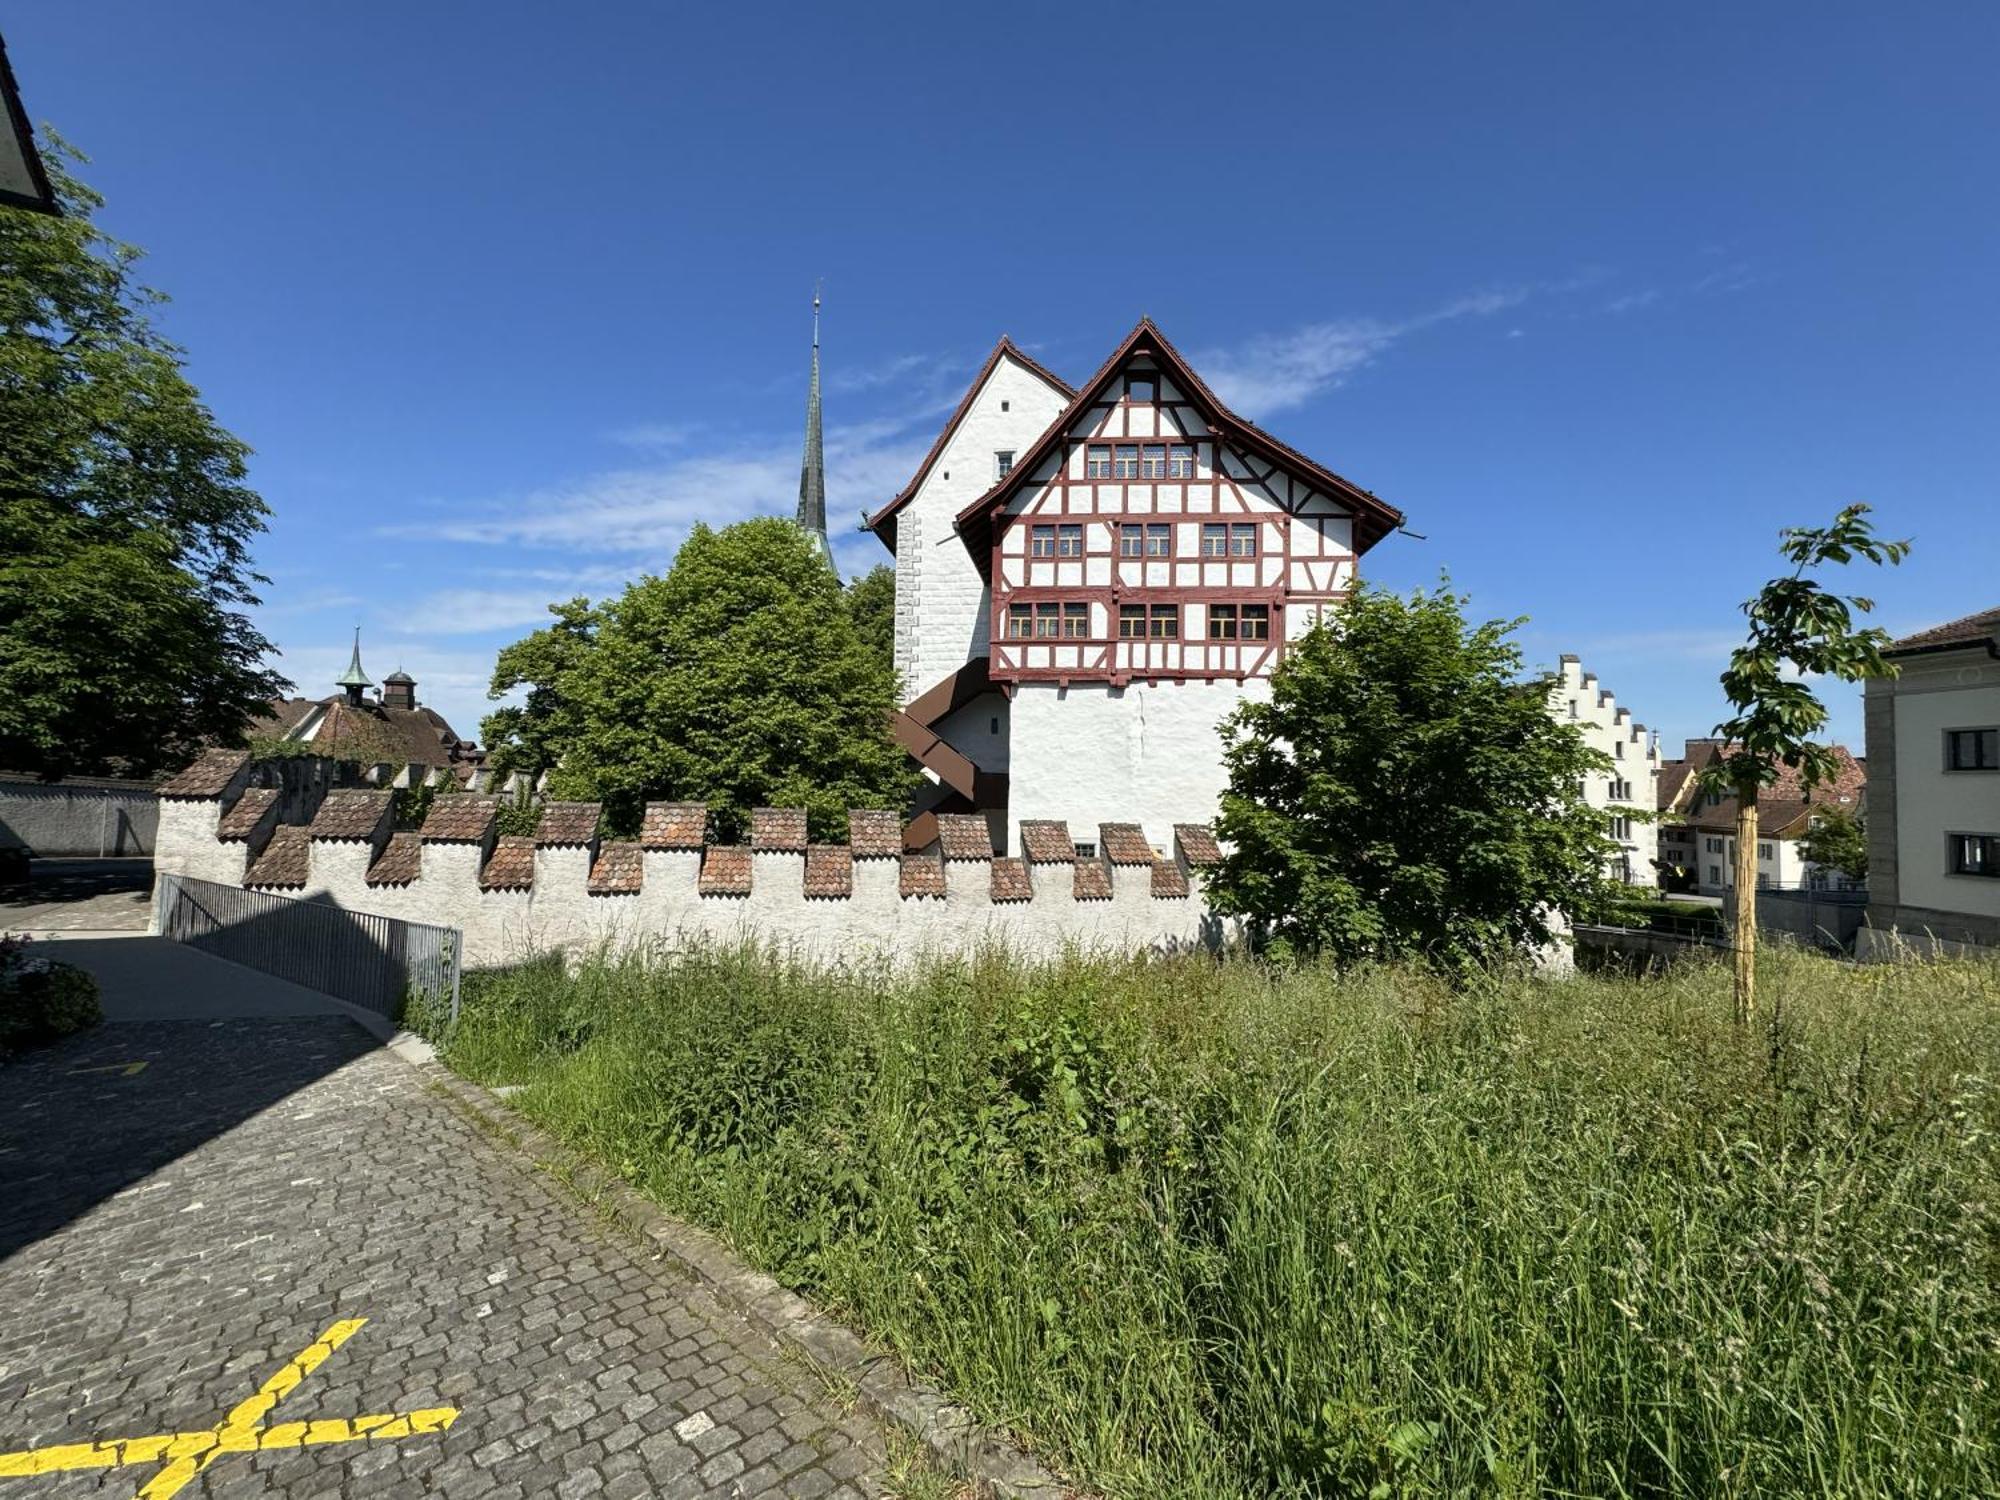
[1004,601,1273,641]
[1083,443,1198,481]
[1028,521,1262,559]
[1701,836,1777,859]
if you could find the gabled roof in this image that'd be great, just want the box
[1886,606,2000,657]
[953,318,1407,579]
[865,337,1075,552]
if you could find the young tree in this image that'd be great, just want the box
[1205,582,1614,970]
[0,142,286,777]
[482,519,916,840]
[1796,805,1869,884]
[1707,504,1907,1022]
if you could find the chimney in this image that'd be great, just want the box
[382,669,416,712]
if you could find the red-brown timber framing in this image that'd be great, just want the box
[957,318,1405,688]
[863,337,1075,554]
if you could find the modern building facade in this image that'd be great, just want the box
[1862,605,2000,955]
[867,318,1404,854]
[1550,656,1659,884]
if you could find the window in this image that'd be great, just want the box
[1114,444,1140,479]
[1708,865,1721,886]
[1007,601,1090,639]
[1086,445,1112,479]
[1614,740,1625,759]
[1947,728,2000,770]
[1756,873,1771,889]
[1000,400,1010,412]
[1119,604,1179,639]
[1056,524,1082,557]
[1568,699,1578,719]
[1240,604,1270,640]
[1705,837,1724,855]
[1757,842,1773,859]
[1030,525,1055,558]
[1073,841,1097,859]
[1208,605,1237,640]
[1168,444,1195,479]
[1140,444,1168,479]
[1128,374,1156,403]
[1208,603,1273,641]
[995,450,1014,479]
[1201,522,1258,558]
[1030,524,1081,558]
[1610,816,1632,841]
[1119,522,1172,558]
[1951,834,1999,877]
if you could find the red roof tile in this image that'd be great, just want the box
[244,825,310,888]
[309,790,392,841]
[641,802,708,851]
[847,809,902,857]
[699,845,752,896]
[990,856,1032,902]
[365,832,422,886]
[900,852,946,899]
[1152,860,1190,898]
[537,801,601,846]
[1173,824,1222,867]
[217,787,279,842]
[752,807,809,851]
[159,748,250,799]
[588,840,643,895]
[804,845,853,898]
[1019,820,1075,864]
[1072,859,1113,901]
[1888,606,2000,655]
[1099,823,1154,865]
[421,795,498,842]
[936,813,993,861]
[480,835,535,891]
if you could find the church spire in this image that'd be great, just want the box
[796,285,832,565]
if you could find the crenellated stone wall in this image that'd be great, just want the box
[152,751,1232,969]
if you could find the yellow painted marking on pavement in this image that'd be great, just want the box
[67,1061,149,1077]
[0,1318,461,1497]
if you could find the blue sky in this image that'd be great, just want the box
[10,4,1997,753]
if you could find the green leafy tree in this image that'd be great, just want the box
[483,519,915,840]
[0,141,285,777]
[845,564,897,679]
[1706,504,1907,1022]
[1206,582,1614,969]
[1796,805,1869,884]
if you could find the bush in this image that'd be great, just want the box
[0,934,103,1053]
[439,943,2000,1498]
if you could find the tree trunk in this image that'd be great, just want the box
[1733,780,1759,1024]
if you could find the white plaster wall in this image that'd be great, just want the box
[1891,654,2000,919]
[894,356,1071,699]
[1550,660,1660,884]
[155,800,250,885]
[932,691,1010,773]
[1008,679,1263,854]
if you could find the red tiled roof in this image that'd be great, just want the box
[244,825,310,888]
[1887,606,2000,655]
[248,694,479,773]
[1659,740,1866,836]
[900,852,946,899]
[641,802,708,851]
[588,840,643,895]
[308,790,391,841]
[366,832,422,886]
[421,795,498,843]
[1152,860,1190,898]
[1173,824,1222,867]
[217,787,278,842]
[537,801,601,846]
[936,813,993,861]
[159,748,249,799]
[804,844,853,899]
[847,809,902,858]
[990,856,1032,902]
[480,835,536,890]
[699,845,752,896]
[752,807,809,851]
[1099,823,1154,865]
[1019,820,1075,864]
[1072,859,1113,901]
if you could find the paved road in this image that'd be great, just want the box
[0,956,896,1497]
[1,860,153,933]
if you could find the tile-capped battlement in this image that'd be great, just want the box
[990,856,1032,903]
[367,831,422,887]
[1152,860,1190,898]
[1100,823,1154,865]
[752,808,809,852]
[804,845,852,899]
[537,802,601,847]
[642,802,708,851]
[1073,859,1113,901]
[159,748,250,799]
[901,851,946,898]
[217,787,279,842]
[847,809,902,858]
[422,795,499,843]
[309,789,392,841]
[1173,824,1222,867]
[936,813,993,861]
[588,841,643,895]
[700,846,752,896]
[1019,820,1076,864]
[480,835,536,891]
[245,825,310,889]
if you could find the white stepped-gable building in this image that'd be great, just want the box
[866,319,1405,856]
[1549,655,1661,885]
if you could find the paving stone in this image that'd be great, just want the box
[0,1017,895,1496]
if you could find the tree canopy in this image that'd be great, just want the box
[0,142,285,778]
[1797,805,1869,883]
[480,519,915,840]
[1204,582,1613,970]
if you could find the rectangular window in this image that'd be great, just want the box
[1029,525,1053,558]
[1119,522,1172,558]
[1007,603,1033,638]
[995,450,1014,479]
[1062,601,1089,639]
[1610,816,1631,840]
[1568,699,1578,719]
[1168,443,1195,479]
[1614,740,1625,759]
[1209,605,1238,640]
[1757,842,1773,859]
[1009,601,1087,640]
[1201,523,1230,558]
[1947,728,2000,770]
[1085,445,1112,479]
[1706,837,1724,855]
[1951,833,1999,877]
[1756,873,1771,889]
[1118,604,1146,639]
[1140,444,1167,479]
[1240,604,1270,640]
[1148,604,1179,638]
[1056,523,1082,557]
[1708,865,1721,886]
[1114,445,1140,479]
[1128,374,1157,403]
[1229,522,1258,557]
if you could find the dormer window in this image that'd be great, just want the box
[995,450,1014,479]
[1128,374,1157,403]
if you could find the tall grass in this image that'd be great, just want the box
[440,943,2000,1497]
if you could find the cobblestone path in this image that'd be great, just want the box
[0,1019,895,1498]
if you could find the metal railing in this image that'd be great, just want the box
[154,873,460,1027]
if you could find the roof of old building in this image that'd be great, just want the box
[899,851,946,898]
[1072,859,1113,901]
[1656,740,1866,839]
[252,695,479,773]
[989,856,1032,902]
[244,825,310,888]
[1099,823,1155,865]
[699,846,752,896]
[420,795,499,843]
[1885,605,2000,656]
[1173,824,1223,867]
[936,813,993,861]
[752,808,809,852]
[216,787,278,841]
[1151,859,1190,898]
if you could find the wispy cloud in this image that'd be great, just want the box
[607,420,705,450]
[1605,289,1662,314]
[828,350,965,396]
[1580,628,1745,663]
[391,588,585,636]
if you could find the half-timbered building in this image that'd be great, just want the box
[867,318,1404,855]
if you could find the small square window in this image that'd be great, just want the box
[1118,605,1147,639]
[1208,605,1238,641]
[1140,444,1167,479]
[1149,604,1179,639]
[1201,523,1229,558]
[1229,523,1257,558]
[1062,602,1089,639]
[1056,524,1083,558]
[995,450,1014,479]
[1951,833,1999,877]
[1029,525,1056,558]
[1241,605,1270,640]
[1086,445,1112,479]
[1000,400,1010,412]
